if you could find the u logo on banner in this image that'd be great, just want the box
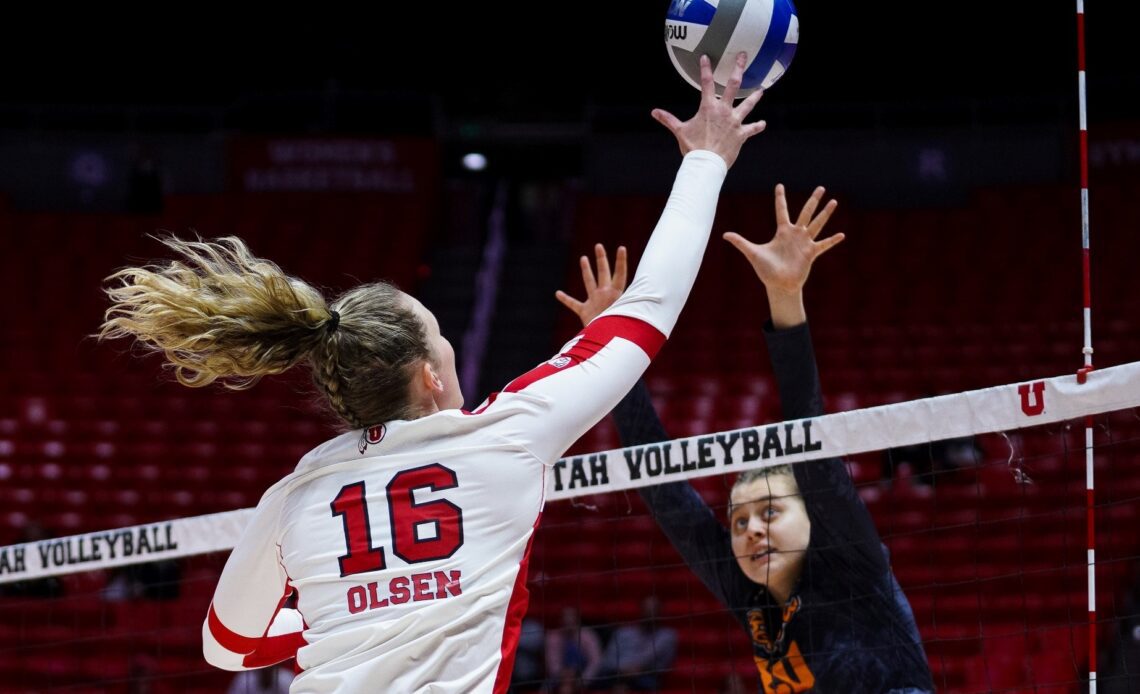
[1018,381,1046,416]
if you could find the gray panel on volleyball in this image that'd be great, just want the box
[674,0,747,96]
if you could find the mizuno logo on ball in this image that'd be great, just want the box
[666,23,688,41]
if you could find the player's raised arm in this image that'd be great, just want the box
[484,53,768,464]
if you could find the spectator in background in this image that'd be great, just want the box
[226,664,294,694]
[103,559,181,601]
[597,595,678,692]
[510,616,546,693]
[0,520,64,598]
[881,433,982,488]
[545,607,602,693]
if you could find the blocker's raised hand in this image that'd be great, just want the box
[555,244,628,327]
[723,184,843,297]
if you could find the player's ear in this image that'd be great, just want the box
[421,362,443,393]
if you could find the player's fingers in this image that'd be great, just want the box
[774,184,790,225]
[722,231,754,258]
[579,255,597,293]
[796,187,826,229]
[613,246,629,290]
[735,86,765,118]
[720,51,747,103]
[651,108,683,135]
[555,290,584,313]
[812,232,846,257]
[594,244,612,286]
[807,200,839,239]
[698,54,716,102]
[742,120,768,139]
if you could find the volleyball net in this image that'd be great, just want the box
[2,362,1139,692]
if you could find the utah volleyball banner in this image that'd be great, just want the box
[546,361,1140,500]
[2,362,1139,583]
[0,509,254,584]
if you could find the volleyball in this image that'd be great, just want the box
[665,0,799,99]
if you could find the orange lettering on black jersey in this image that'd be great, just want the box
[749,610,773,650]
[782,596,801,623]
[756,641,815,694]
[749,596,801,656]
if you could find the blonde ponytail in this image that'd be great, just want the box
[100,236,333,388]
[101,236,431,429]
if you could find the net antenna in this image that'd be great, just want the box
[1074,2,1097,690]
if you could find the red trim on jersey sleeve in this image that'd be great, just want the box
[210,585,306,668]
[591,314,667,360]
[492,514,541,693]
[294,588,308,674]
[469,316,664,417]
[469,391,500,416]
[241,632,307,668]
[208,603,260,654]
[504,315,666,395]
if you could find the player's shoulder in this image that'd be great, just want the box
[460,388,555,421]
[284,407,531,472]
[257,404,545,493]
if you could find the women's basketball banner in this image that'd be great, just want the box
[227,137,439,193]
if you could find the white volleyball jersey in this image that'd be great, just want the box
[202,150,728,693]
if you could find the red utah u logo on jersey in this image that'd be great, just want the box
[1018,381,1046,416]
[358,424,387,454]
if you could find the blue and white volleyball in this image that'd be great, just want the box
[665,0,799,99]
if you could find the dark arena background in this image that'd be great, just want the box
[2,4,1140,693]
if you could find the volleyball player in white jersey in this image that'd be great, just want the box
[99,54,767,693]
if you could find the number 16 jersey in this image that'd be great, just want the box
[201,150,729,693]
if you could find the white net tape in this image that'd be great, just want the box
[3,361,1138,585]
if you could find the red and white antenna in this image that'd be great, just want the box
[1075,1,1097,692]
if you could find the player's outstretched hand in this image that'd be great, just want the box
[651,52,767,168]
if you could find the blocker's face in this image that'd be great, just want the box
[729,474,811,601]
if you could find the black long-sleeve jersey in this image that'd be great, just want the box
[612,322,934,693]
